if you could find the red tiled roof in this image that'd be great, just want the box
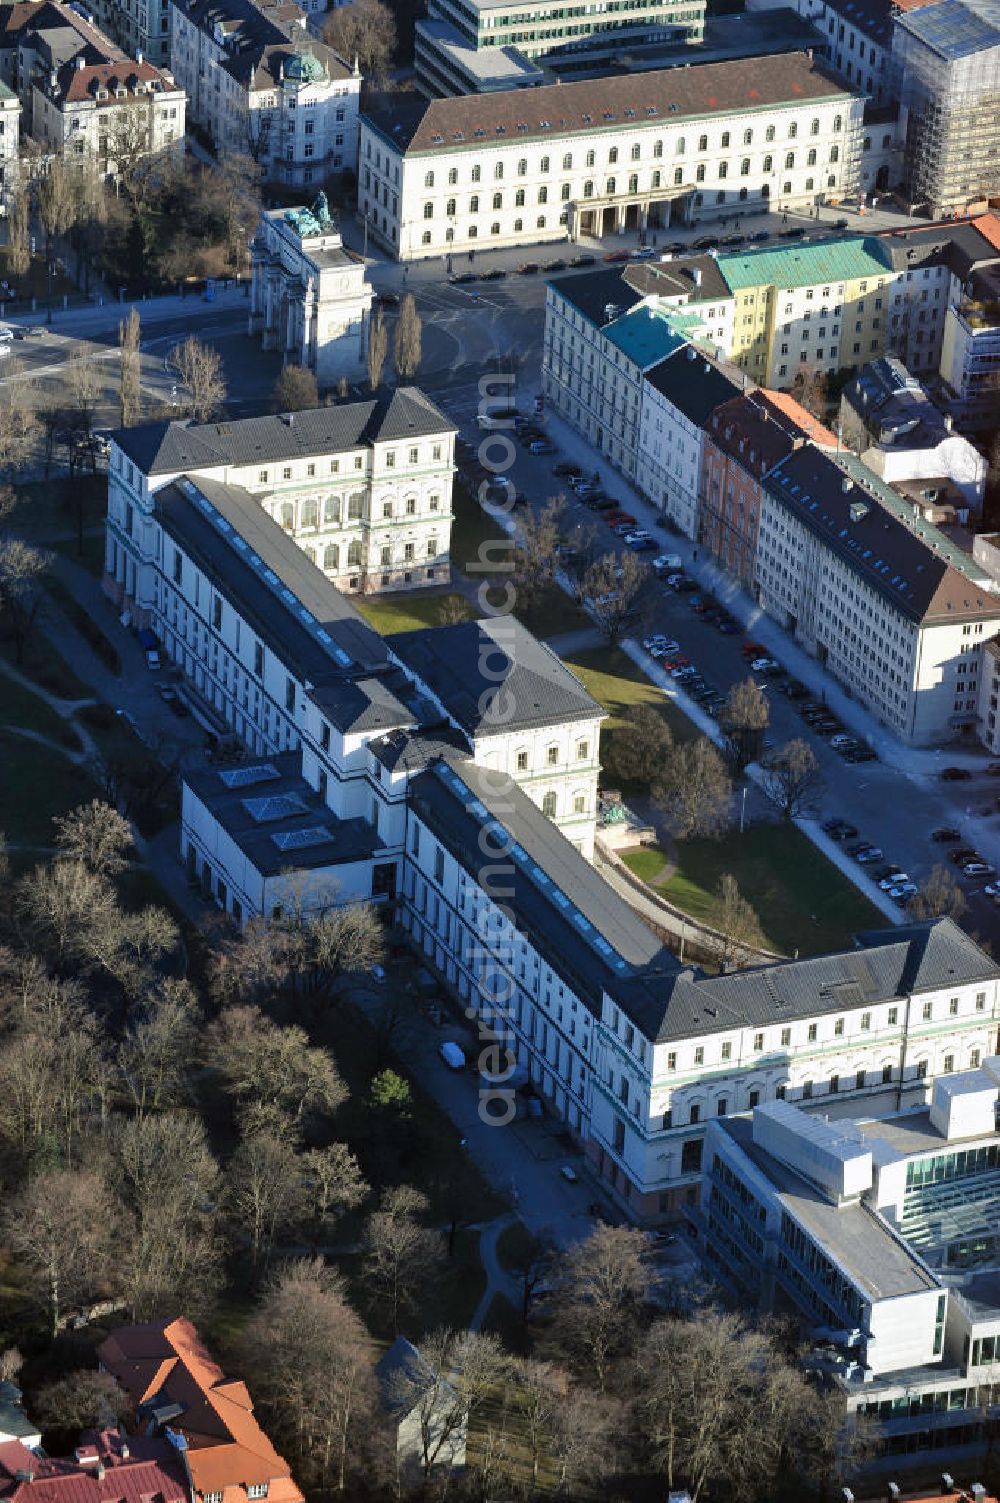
[58,60,179,103]
[759,388,838,446]
[972,211,1000,254]
[98,1321,303,1503]
[0,1430,188,1503]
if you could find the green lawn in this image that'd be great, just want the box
[565,644,698,748]
[449,477,512,576]
[0,730,97,846]
[45,579,121,675]
[623,823,885,957]
[356,590,472,635]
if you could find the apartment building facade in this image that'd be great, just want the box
[756,444,1000,744]
[359,54,863,260]
[0,83,19,202]
[103,395,456,604]
[0,0,182,173]
[169,0,359,187]
[699,387,835,584]
[635,345,742,538]
[249,202,373,384]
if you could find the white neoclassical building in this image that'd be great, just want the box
[102,393,457,600]
[99,425,1000,1220]
[250,200,374,385]
[358,52,863,261]
[169,0,360,188]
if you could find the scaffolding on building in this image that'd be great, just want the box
[895,4,1000,217]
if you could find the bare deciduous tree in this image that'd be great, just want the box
[367,305,388,392]
[385,1328,509,1483]
[511,496,565,607]
[272,364,319,413]
[601,702,674,789]
[0,537,49,664]
[37,158,76,269]
[392,293,422,382]
[654,737,732,841]
[119,307,141,428]
[760,737,823,820]
[582,548,655,644]
[170,335,227,422]
[34,1371,129,1431]
[907,862,968,922]
[506,1226,558,1323]
[226,1128,309,1266]
[713,873,766,968]
[7,192,31,279]
[5,1169,118,1333]
[362,1185,446,1335]
[0,377,40,481]
[205,1004,347,1127]
[323,0,396,83]
[547,1225,651,1391]
[53,799,132,877]
[116,978,201,1118]
[241,1258,382,1495]
[303,1143,369,1232]
[719,676,769,772]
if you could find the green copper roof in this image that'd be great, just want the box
[717,235,892,292]
[603,306,685,369]
[285,50,326,83]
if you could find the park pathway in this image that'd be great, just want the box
[468,1213,522,1334]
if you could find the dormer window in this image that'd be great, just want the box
[248,1488,268,1500]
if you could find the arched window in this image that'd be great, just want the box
[766,124,775,142]
[560,182,570,200]
[538,185,548,203]
[654,138,664,158]
[494,161,503,179]
[721,130,730,147]
[302,546,315,564]
[830,144,840,162]
[788,121,798,138]
[807,148,817,166]
[448,167,457,185]
[716,190,726,203]
[698,134,708,151]
[517,157,527,176]
[785,151,795,169]
[323,494,340,524]
[446,197,456,216]
[471,165,481,182]
[515,188,525,206]
[583,180,594,198]
[280,502,294,530]
[628,173,638,193]
[424,170,434,188]
[423,202,433,219]
[743,127,753,145]
[609,146,618,164]
[492,191,502,209]
[805,177,814,191]
[674,167,683,185]
[631,142,640,160]
[763,154,772,172]
[741,157,750,176]
[542,791,557,817]
[696,164,705,182]
[718,161,728,179]
[651,170,661,188]
[810,117,820,135]
[347,492,364,519]
[572,792,587,815]
[606,177,616,195]
[675,136,685,154]
[469,224,478,237]
[514,218,523,232]
[470,194,479,212]
[491,221,500,235]
[300,498,318,529]
[562,151,572,169]
[536,215,546,228]
[540,155,550,172]
[586,149,595,167]
[762,182,770,198]
[323,543,339,571]
[834,113,843,131]
[347,540,362,568]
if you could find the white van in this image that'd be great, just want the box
[439,1040,466,1070]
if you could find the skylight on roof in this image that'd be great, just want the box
[243,793,308,823]
[219,763,281,789]
[272,825,334,852]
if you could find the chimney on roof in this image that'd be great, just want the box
[692,265,702,286]
[281,412,294,426]
[972,1487,987,1503]
[96,1466,105,1482]
[136,48,142,63]
[14,1471,34,1485]
[119,1438,129,1461]
[842,476,853,492]
[76,55,85,68]
[942,1476,955,1493]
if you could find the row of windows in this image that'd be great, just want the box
[417,116,846,187]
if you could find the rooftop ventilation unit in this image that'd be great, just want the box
[849,500,869,522]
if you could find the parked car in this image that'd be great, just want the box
[145,649,162,671]
[546,258,568,271]
[829,734,856,750]
[516,262,540,274]
[692,236,718,250]
[603,249,631,263]
[750,656,781,673]
[940,766,972,781]
[822,818,859,841]
[845,745,877,763]
[951,848,981,865]
[963,861,997,877]
[888,882,918,901]
[480,268,507,280]
[878,872,909,890]
[448,271,477,284]
[570,254,596,267]
[653,553,683,573]
[529,439,554,454]
[855,846,883,864]
[932,827,962,842]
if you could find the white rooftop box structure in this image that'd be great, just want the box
[752,1099,873,1201]
[928,1069,998,1140]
